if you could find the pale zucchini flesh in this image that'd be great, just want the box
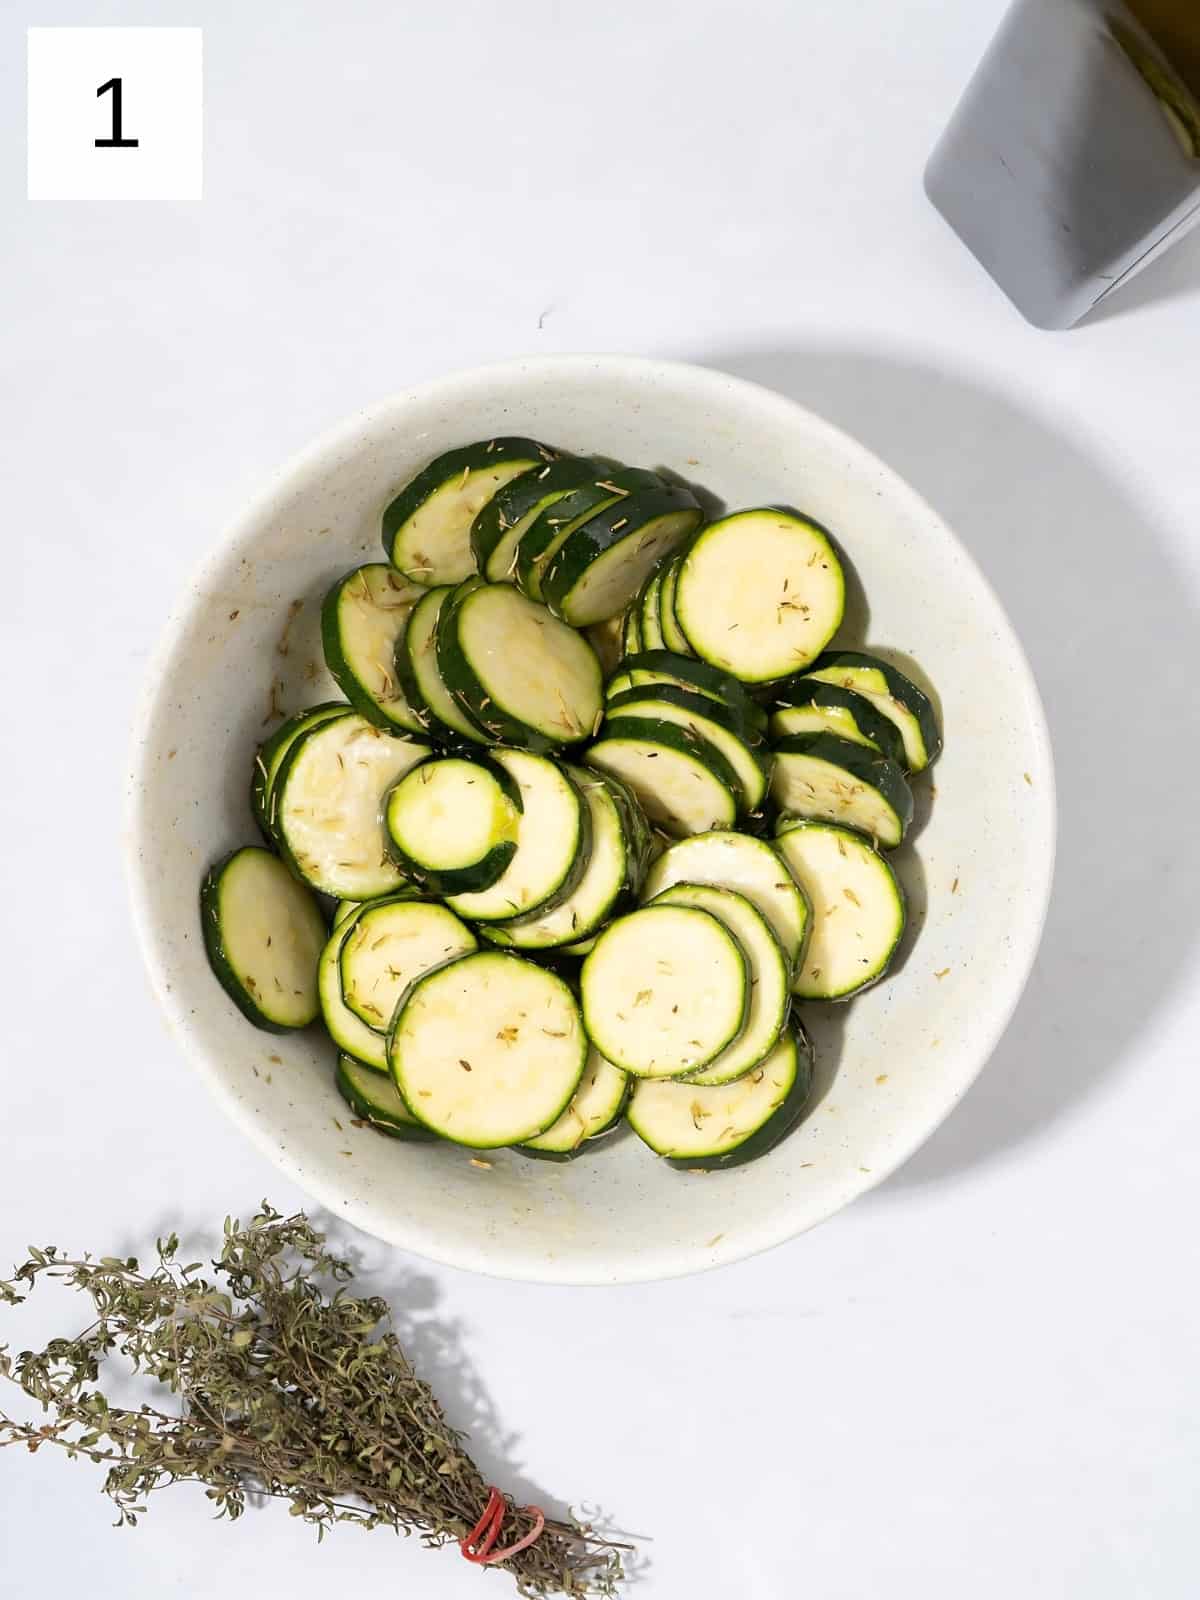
[336,1052,436,1139]
[384,757,519,894]
[547,505,703,627]
[519,1048,628,1155]
[587,718,738,838]
[770,733,913,849]
[400,586,487,743]
[274,713,430,899]
[640,830,811,975]
[582,904,750,1077]
[775,821,905,999]
[676,509,845,682]
[639,571,668,651]
[318,909,389,1070]
[768,680,907,766]
[339,898,477,1031]
[802,651,941,772]
[649,883,789,1086]
[320,564,425,733]
[200,848,326,1031]
[657,556,693,655]
[389,952,587,1147]
[604,686,770,813]
[252,703,347,843]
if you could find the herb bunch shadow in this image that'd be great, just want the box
[0,1203,623,1597]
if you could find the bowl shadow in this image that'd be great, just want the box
[704,343,1200,1186]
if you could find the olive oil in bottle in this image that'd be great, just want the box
[925,0,1200,327]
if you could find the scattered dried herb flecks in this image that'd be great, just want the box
[0,1205,623,1596]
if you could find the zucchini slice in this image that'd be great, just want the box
[333,899,361,929]
[200,847,326,1031]
[606,651,767,734]
[769,679,906,765]
[649,883,788,1086]
[396,586,488,744]
[585,614,626,678]
[802,651,942,771]
[621,604,644,658]
[389,951,587,1147]
[675,509,845,682]
[581,904,750,1077]
[605,685,771,813]
[445,750,590,923]
[776,820,905,1000]
[436,581,603,751]
[543,486,703,627]
[516,466,663,603]
[384,755,520,896]
[382,438,553,586]
[640,829,811,975]
[771,733,913,849]
[339,896,477,1031]
[628,1022,814,1168]
[336,1052,437,1140]
[518,1048,629,1158]
[586,716,739,838]
[320,564,426,733]
[657,556,693,656]
[319,908,388,1069]
[482,768,649,951]
[274,712,430,899]
[252,702,347,843]
[471,455,604,582]
[639,571,668,651]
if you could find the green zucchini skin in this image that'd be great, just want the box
[541,485,702,621]
[769,679,907,765]
[771,732,914,848]
[607,651,768,733]
[335,1052,438,1141]
[319,565,426,734]
[664,1019,815,1170]
[639,571,668,651]
[516,466,664,601]
[801,650,942,770]
[382,438,553,578]
[251,703,347,844]
[200,848,326,1033]
[592,715,742,833]
[605,685,772,814]
[470,455,603,577]
[383,753,522,897]
[607,681,771,752]
[396,585,490,745]
[621,604,644,658]
[657,556,694,656]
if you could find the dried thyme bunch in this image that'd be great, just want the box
[0,1204,622,1597]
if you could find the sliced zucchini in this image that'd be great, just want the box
[333,899,361,929]
[274,712,430,899]
[640,830,811,975]
[339,897,477,1031]
[389,951,587,1147]
[384,755,520,895]
[771,733,913,849]
[605,685,771,813]
[542,486,703,627]
[639,571,668,651]
[648,883,788,1086]
[606,651,767,735]
[320,564,425,733]
[382,438,552,586]
[396,586,488,744]
[445,750,590,923]
[657,556,693,656]
[437,580,603,751]
[518,1048,628,1158]
[585,614,626,678]
[586,717,739,837]
[776,820,906,1000]
[581,904,750,1077]
[319,908,387,1070]
[802,651,942,772]
[628,1022,814,1168]
[675,509,845,682]
[621,604,644,658]
[200,847,326,1031]
[482,768,647,951]
[516,467,663,603]
[252,703,347,843]
[336,1052,437,1140]
[470,455,604,582]
[769,679,906,765]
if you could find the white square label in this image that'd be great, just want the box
[27,27,202,201]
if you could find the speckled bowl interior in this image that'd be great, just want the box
[126,356,1055,1284]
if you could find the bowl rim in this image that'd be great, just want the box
[124,353,1057,1284]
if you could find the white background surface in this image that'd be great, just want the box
[3,1,1199,1596]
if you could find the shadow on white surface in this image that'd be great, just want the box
[1082,223,1200,326]
[707,344,1200,1185]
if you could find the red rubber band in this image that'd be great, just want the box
[460,1486,547,1566]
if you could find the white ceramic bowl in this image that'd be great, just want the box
[126,356,1055,1285]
